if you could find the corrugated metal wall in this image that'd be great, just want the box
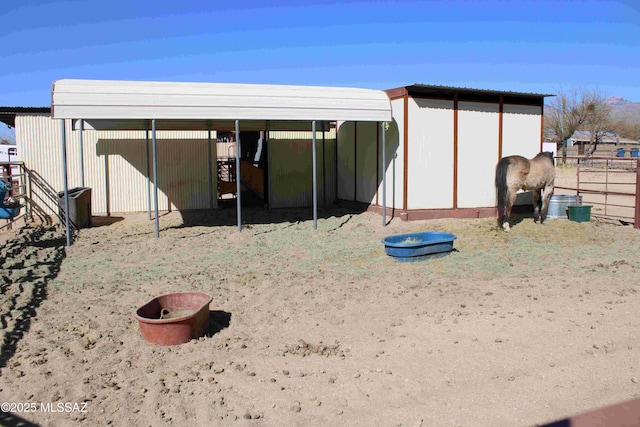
[337,122,356,201]
[336,122,388,205]
[375,115,404,209]
[355,122,378,204]
[16,114,218,217]
[15,115,340,219]
[268,130,336,208]
[380,100,404,210]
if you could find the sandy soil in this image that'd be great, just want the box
[1,185,640,426]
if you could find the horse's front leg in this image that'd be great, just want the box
[539,185,554,224]
[532,189,542,223]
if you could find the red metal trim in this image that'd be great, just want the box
[367,205,496,221]
[403,95,409,211]
[384,87,408,100]
[555,156,638,223]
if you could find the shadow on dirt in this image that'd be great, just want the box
[204,310,232,337]
[0,411,41,427]
[0,224,67,370]
[166,200,370,229]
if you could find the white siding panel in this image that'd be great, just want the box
[457,102,500,208]
[407,98,454,209]
[502,104,542,158]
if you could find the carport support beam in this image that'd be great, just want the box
[236,120,242,232]
[207,121,214,209]
[382,121,387,227]
[79,119,85,188]
[61,119,71,247]
[145,123,152,220]
[152,119,159,238]
[312,121,318,230]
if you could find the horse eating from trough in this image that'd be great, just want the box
[495,152,555,231]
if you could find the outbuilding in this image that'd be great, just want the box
[336,84,552,221]
[3,81,551,243]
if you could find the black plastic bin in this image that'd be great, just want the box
[58,187,92,229]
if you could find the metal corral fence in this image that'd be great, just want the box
[1,161,66,232]
[554,155,640,228]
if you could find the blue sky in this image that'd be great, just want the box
[1,0,639,108]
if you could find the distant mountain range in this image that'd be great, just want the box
[603,96,640,124]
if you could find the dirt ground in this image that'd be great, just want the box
[1,172,640,427]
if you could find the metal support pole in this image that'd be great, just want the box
[382,122,387,227]
[61,119,71,246]
[145,124,151,220]
[322,128,326,206]
[312,121,318,230]
[207,121,214,209]
[79,119,85,188]
[235,120,242,232]
[152,119,159,238]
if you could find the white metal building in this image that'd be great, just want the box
[3,81,551,241]
[336,84,552,221]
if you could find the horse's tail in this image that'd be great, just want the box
[495,157,511,223]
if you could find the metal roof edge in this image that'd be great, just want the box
[386,84,554,98]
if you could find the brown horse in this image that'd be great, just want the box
[495,152,555,231]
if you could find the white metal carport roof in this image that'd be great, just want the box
[50,79,393,245]
[51,79,392,130]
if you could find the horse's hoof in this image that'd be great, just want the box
[502,222,511,232]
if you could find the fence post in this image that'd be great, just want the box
[635,159,640,229]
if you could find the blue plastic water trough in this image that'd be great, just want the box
[382,231,457,262]
[0,206,20,220]
[0,181,20,220]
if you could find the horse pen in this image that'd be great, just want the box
[1,158,640,426]
[554,153,640,227]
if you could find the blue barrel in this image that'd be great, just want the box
[616,147,626,157]
[631,148,639,158]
